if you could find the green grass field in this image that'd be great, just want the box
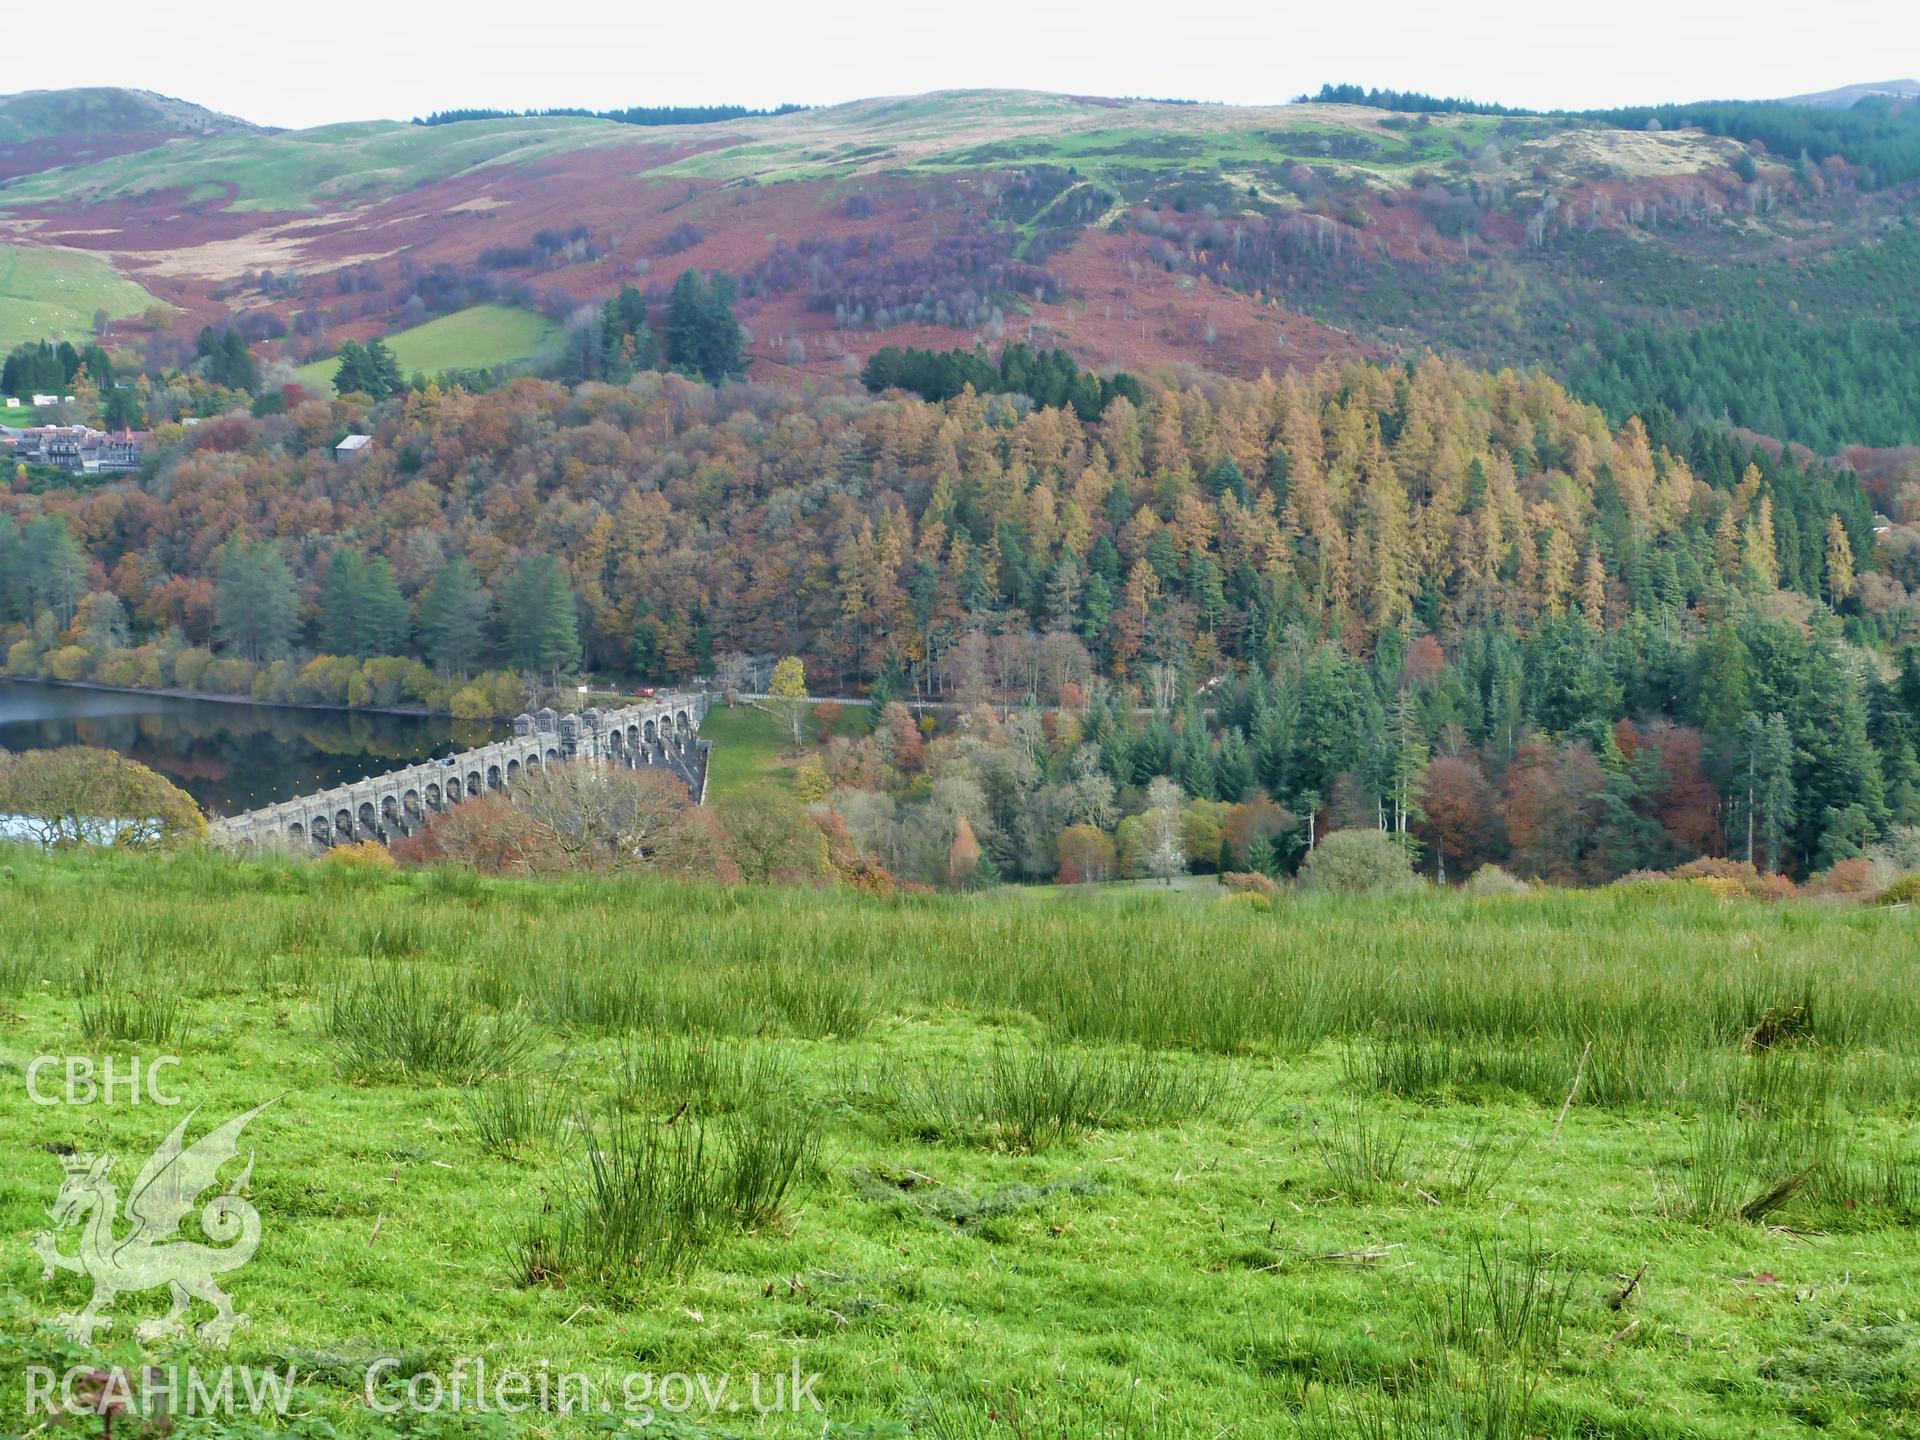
[0,117,635,214]
[697,701,867,801]
[291,305,560,393]
[1,845,1915,1438]
[0,94,1727,214]
[0,402,36,425]
[0,244,162,355]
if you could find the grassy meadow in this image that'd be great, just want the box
[697,702,869,802]
[291,305,560,393]
[0,244,162,355]
[0,844,1915,1438]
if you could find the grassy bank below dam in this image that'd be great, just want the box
[0,844,1915,1437]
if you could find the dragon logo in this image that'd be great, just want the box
[32,1101,274,1347]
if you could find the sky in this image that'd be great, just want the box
[23,0,1920,130]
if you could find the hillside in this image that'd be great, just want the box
[0,86,252,183]
[1,86,1918,447]
[1778,78,1920,109]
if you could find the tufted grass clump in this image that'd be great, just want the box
[76,964,188,1049]
[324,963,536,1081]
[893,1044,1257,1153]
[514,1103,816,1289]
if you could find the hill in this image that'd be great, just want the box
[1,86,1918,448]
[1777,78,1920,109]
[0,241,166,354]
[0,86,252,183]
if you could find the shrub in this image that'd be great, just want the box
[322,839,397,872]
[170,647,214,690]
[448,683,492,720]
[1671,857,1778,900]
[1691,875,1750,901]
[1462,864,1529,896]
[6,638,42,674]
[1220,870,1278,897]
[1299,829,1417,894]
[1812,857,1879,896]
[1876,874,1920,906]
[43,645,92,681]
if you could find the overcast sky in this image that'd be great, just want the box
[30,0,1920,129]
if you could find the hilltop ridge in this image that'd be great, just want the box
[1,84,1918,449]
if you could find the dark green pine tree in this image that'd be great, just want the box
[1216,726,1253,802]
[501,554,581,680]
[317,552,409,657]
[665,271,744,385]
[365,339,404,400]
[332,341,373,398]
[1790,626,1888,867]
[215,540,298,663]
[1175,708,1216,800]
[359,556,410,655]
[332,338,404,400]
[22,515,89,628]
[415,558,492,677]
[317,550,370,655]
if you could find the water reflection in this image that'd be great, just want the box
[0,680,506,817]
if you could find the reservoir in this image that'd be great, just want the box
[0,678,505,818]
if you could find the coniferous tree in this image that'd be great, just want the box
[665,271,744,385]
[501,554,581,680]
[215,540,298,663]
[317,551,409,657]
[21,515,89,628]
[416,559,492,677]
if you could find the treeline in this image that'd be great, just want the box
[1583,97,1920,188]
[861,343,1142,419]
[0,514,556,718]
[1,357,1911,871]
[1305,81,1920,187]
[2,339,113,397]
[814,609,1920,887]
[1302,83,1534,117]
[548,276,742,387]
[412,104,808,128]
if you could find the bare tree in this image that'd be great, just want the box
[1140,777,1187,886]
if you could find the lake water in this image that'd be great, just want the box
[0,679,505,818]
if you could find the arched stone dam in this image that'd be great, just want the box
[207,694,710,849]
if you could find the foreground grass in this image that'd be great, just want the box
[292,305,559,391]
[0,845,1915,1437]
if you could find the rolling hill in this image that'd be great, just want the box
[1,85,1918,447]
[1777,78,1920,109]
[0,86,252,183]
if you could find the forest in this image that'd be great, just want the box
[4,353,1917,883]
[1309,81,1920,186]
